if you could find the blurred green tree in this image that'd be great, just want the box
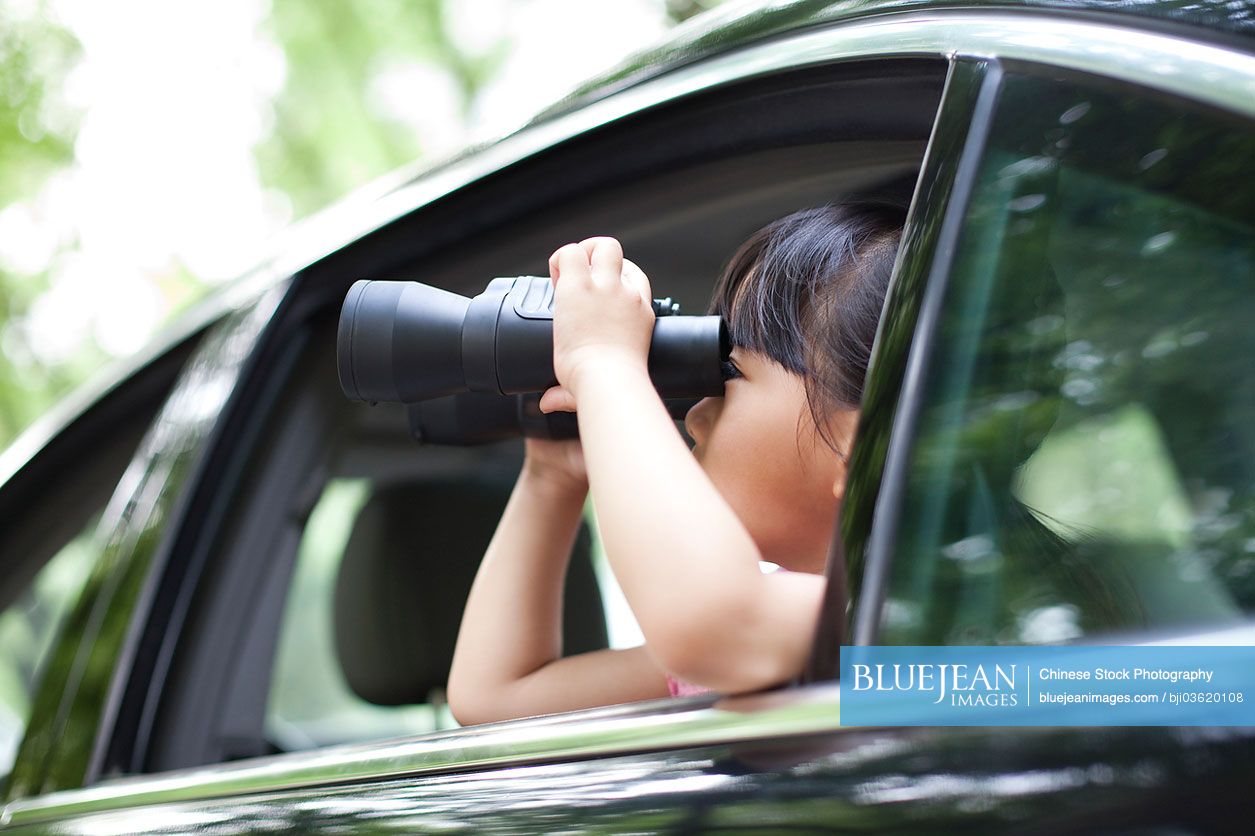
[258,0,729,219]
[0,1,84,448]
[2,0,732,452]
[258,0,509,219]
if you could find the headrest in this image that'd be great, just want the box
[334,476,607,705]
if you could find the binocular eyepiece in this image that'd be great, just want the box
[337,276,730,444]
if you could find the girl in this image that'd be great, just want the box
[447,203,904,724]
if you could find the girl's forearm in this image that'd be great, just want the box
[446,469,586,716]
[570,358,774,685]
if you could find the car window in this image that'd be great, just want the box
[0,324,209,789]
[880,69,1255,645]
[0,520,98,782]
[144,58,944,769]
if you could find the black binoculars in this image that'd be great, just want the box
[337,276,729,444]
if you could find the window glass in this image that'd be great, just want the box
[0,520,97,778]
[882,71,1255,645]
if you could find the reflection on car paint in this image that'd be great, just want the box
[6,282,289,800]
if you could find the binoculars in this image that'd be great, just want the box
[337,276,729,444]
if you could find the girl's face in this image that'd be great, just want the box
[683,347,857,573]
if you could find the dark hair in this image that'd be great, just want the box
[707,202,906,452]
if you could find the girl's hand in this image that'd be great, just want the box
[540,237,654,414]
[523,437,587,495]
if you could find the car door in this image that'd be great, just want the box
[5,9,1255,836]
[830,29,1255,834]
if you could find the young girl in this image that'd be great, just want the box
[447,203,904,724]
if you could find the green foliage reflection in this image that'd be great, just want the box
[883,72,1255,646]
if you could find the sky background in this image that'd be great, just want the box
[0,0,729,453]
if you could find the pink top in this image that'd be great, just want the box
[666,672,715,697]
[663,565,793,698]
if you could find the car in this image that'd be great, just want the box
[2,0,1254,831]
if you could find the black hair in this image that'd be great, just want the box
[707,202,906,451]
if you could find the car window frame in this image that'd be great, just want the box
[824,57,1004,655]
[4,284,291,803]
[7,46,946,798]
[0,317,214,613]
[804,56,999,676]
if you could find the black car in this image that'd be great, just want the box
[2,0,1253,831]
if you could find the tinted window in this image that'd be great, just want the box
[881,71,1255,645]
[0,520,96,780]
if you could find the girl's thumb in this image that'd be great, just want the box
[539,385,577,413]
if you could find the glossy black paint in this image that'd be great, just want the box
[6,286,290,800]
[9,724,1255,833]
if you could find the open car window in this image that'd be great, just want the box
[879,68,1255,645]
[241,135,928,754]
[137,58,946,773]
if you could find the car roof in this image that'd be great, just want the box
[532,0,1255,128]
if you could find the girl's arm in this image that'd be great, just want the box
[446,443,671,726]
[541,239,828,695]
[572,359,827,694]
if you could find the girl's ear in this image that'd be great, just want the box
[830,452,850,503]
[827,407,861,503]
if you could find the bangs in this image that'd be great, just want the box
[708,256,808,375]
[707,206,864,376]
[705,203,905,452]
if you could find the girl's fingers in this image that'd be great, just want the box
[622,257,652,305]
[550,243,593,289]
[553,237,647,302]
[579,236,623,289]
[538,385,577,413]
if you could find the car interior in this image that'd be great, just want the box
[125,57,950,775]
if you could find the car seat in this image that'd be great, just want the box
[333,475,608,723]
